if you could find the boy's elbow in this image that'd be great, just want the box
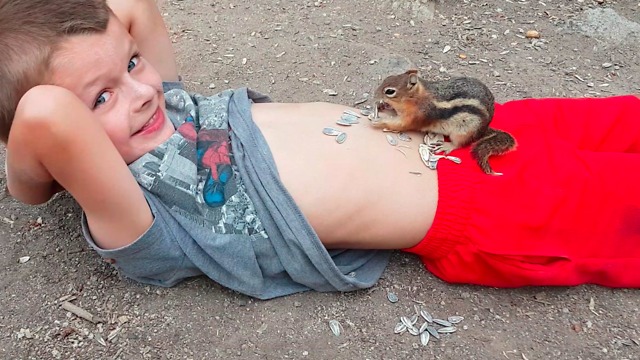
[6,181,54,205]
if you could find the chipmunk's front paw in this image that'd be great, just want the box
[432,142,457,154]
[370,117,405,132]
[370,119,388,129]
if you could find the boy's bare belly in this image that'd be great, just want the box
[251,102,438,249]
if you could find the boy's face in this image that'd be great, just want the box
[49,16,174,164]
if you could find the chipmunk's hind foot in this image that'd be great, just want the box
[471,129,516,175]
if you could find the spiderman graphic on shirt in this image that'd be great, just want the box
[177,115,233,208]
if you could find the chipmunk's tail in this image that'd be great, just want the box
[471,128,517,176]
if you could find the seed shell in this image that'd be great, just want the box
[329,320,342,336]
[322,127,341,136]
[400,316,412,328]
[397,132,412,142]
[360,109,372,116]
[340,113,360,124]
[437,326,457,334]
[420,330,430,346]
[419,322,429,334]
[336,118,353,126]
[433,319,452,327]
[409,314,419,326]
[420,309,433,323]
[387,292,399,303]
[448,316,464,324]
[394,322,407,334]
[336,132,347,144]
[386,134,398,146]
[426,326,441,339]
[413,304,421,315]
[408,326,420,336]
[343,110,361,118]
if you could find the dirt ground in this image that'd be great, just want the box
[2,0,640,359]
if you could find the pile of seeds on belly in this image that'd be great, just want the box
[321,109,364,144]
[321,107,463,171]
[327,291,464,347]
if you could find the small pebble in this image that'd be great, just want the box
[525,30,540,39]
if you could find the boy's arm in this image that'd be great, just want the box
[6,86,153,250]
[107,0,179,82]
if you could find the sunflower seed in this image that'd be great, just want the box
[400,316,412,328]
[336,132,347,144]
[448,316,464,324]
[329,320,342,336]
[409,314,419,326]
[343,110,361,118]
[386,134,398,146]
[353,98,367,106]
[420,309,433,323]
[424,133,444,146]
[397,132,412,142]
[322,127,342,136]
[419,145,437,170]
[426,326,441,339]
[419,322,429,334]
[413,304,421,315]
[394,322,407,334]
[428,151,463,165]
[443,155,462,164]
[408,326,420,336]
[387,292,399,303]
[340,113,360,124]
[360,109,372,116]
[336,118,353,126]
[420,330,430,346]
[433,319,452,327]
[94,333,107,347]
[437,326,457,334]
[107,327,121,342]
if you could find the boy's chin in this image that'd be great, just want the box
[125,124,174,163]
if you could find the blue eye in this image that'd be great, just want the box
[128,55,140,72]
[94,91,111,108]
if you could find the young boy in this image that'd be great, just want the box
[2,0,640,300]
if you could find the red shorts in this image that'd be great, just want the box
[404,95,640,288]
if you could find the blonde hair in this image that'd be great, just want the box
[0,0,111,142]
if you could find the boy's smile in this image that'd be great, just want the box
[48,15,174,164]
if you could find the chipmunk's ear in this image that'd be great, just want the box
[407,73,419,90]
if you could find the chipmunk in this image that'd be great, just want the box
[372,69,516,175]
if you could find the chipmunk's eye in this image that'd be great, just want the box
[384,87,397,97]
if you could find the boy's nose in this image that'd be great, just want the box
[129,78,157,113]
